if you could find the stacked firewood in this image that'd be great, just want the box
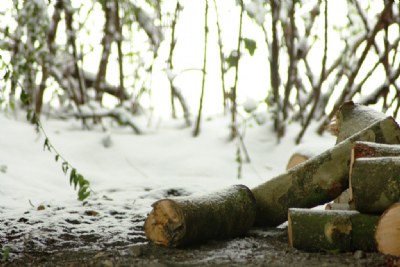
[144,102,399,256]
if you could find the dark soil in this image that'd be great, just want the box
[1,189,399,266]
[2,225,399,266]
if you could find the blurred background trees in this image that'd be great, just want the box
[0,0,399,143]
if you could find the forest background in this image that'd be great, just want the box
[0,0,399,198]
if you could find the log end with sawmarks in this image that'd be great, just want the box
[144,184,256,247]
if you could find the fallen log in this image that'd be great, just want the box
[252,115,400,227]
[144,184,256,247]
[349,157,400,214]
[375,203,400,256]
[288,208,379,252]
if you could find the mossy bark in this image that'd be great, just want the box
[350,157,400,214]
[252,116,400,227]
[144,184,256,247]
[333,101,387,144]
[288,208,379,252]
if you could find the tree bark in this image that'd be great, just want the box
[352,141,400,159]
[331,101,387,144]
[288,208,379,252]
[144,185,256,247]
[375,203,400,256]
[350,157,400,214]
[252,115,400,227]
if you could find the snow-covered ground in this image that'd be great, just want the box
[0,111,334,254]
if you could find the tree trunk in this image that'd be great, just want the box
[288,208,379,252]
[144,185,256,247]
[375,203,400,256]
[350,157,400,214]
[252,115,400,227]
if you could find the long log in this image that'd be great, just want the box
[350,157,400,214]
[375,203,400,256]
[144,185,256,247]
[288,208,379,252]
[252,115,400,227]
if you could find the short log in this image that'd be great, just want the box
[144,184,256,247]
[252,116,400,227]
[288,208,379,252]
[375,203,400,256]
[331,101,387,144]
[350,157,400,214]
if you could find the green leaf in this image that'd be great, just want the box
[70,168,76,185]
[20,90,30,105]
[62,161,69,174]
[78,188,90,201]
[55,155,60,162]
[243,38,257,56]
[225,51,239,70]
[3,70,10,80]
[43,138,50,151]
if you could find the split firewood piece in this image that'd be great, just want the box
[288,208,379,252]
[252,115,400,227]
[375,203,400,256]
[350,157,400,214]
[144,184,256,247]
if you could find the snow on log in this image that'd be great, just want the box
[331,101,387,144]
[325,203,352,210]
[375,203,400,256]
[252,115,400,227]
[350,157,400,214]
[288,208,379,252]
[352,141,400,159]
[144,185,256,247]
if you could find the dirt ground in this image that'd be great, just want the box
[2,223,399,267]
[1,188,399,266]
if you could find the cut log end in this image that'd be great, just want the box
[375,203,400,256]
[144,200,184,247]
[286,154,309,170]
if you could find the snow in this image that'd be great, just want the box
[242,97,258,113]
[0,111,334,253]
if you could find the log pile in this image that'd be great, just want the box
[144,102,400,256]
